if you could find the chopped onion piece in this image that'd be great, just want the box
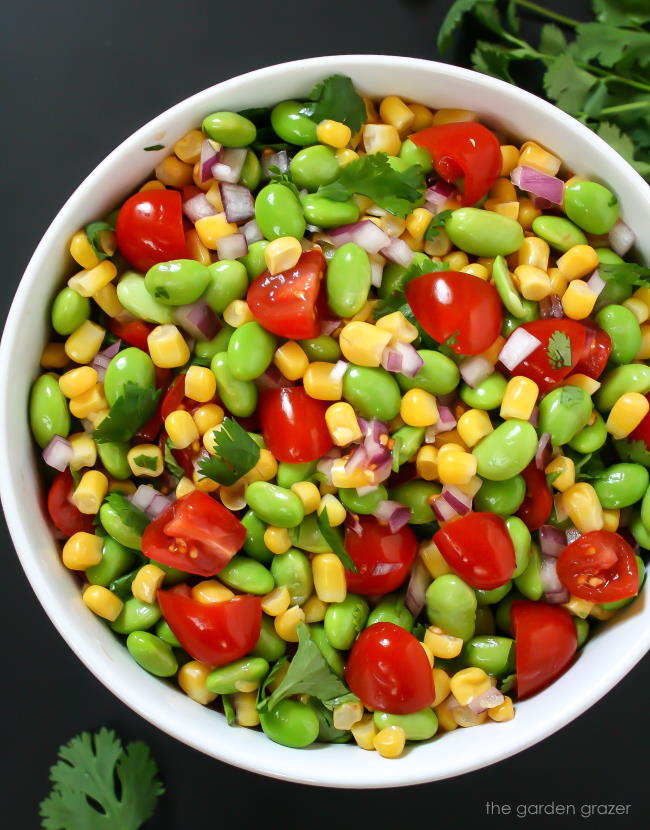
[380,237,414,268]
[539,294,563,319]
[130,484,158,512]
[220,183,255,223]
[381,341,424,378]
[183,193,217,224]
[432,494,459,523]
[329,220,391,254]
[372,456,394,485]
[172,300,219,341]
[499,328,542,371]
[241,218,264,244]
[541,555,564,594]
[356,484,378,496]
[535,432,551,470]
[316,457,335,484]
[42,435,73,471]
[212,148,247,184]
[511,165,564,205]
[320,317,341,336]
[609,220,634,257]
[441,485,472,516]
[425,406,457,442]
[345,444,369,474]
[199,139,221,183]
[405,558,431,617]
[468,687,504,714]
[539,525,567,557]
[459,355,493,388]
[330,360,349,383]
[376,499,412,533]
[261,150,289,180]
[587,269,606,297]
[425,180,456,205]
[529,406,539,427]
[565,526,581,544]
[346,512,363,535]
[216,233,248,260]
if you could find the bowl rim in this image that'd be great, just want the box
[2,54,650,789]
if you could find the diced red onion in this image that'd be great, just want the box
[511,165,564,205]
[531,195,554,210]
[405,558,432,617]
[216,233,248,260]
[468,687,505,714]
[432,494,459,523]
[539,294,564,319]
[220,183,255,224]
[261,150,289,179]
[256,364,294,390]
[316,457,335,484]
[609,220,634,257]
[172,300,219,341]
[149,492,173,518]
[345,444,369,474]
[535,432,552,469]
[554,493,568,523]
[356,484,379,496]
[384,342,424,378]
[90,339,121,380]
[329,220,391,254]
[241,218,263,245]
[441,484,472,516]
[320,317,341,336]
[541,555,569,603]
[101,339,121,359]
[376,499,412,533]
[565,526,581,544]
[370,258,384,288]
[529,406,539,427]
[183,193,217,223]
[330,360,349,383]
[587,269,606,297]
[459,355,493,388]
[425,180,456,205]
[199,139,221,183]
[372,455,394,485]
[42,435,73,471]
[129,484,169,519]
[346,512,363,535]
[545,587,570,604]
[499,328,542,371]
[539,525,567,557]
[424,406,457,442]
[212,148,247,184]
[360,418,389,443]
[380,237,414,268]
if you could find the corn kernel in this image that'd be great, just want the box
[562,482,604,533]
[636,324,650,360]
[432,667,452,707]
[415,445,439,481]
[514,265,551,301]
[500,376,539,421]
[633,287,650,307]
[446,251,469,271]
[375,311,419,344]
[303,362,343,401]
[140,179,166,191]
[65,320,105,364]
[178,660,217,705]
[69,230,100,270]
[454,704,489,727]
[317,119,352,148]
[93,283,124,317]
[499,145,519,177]
[437,446,477,486]
[233,691,260,727]
[68,262,116,300]
[424,228,453,258]
[451,667,493,707]
[557,245,599,280]
[346,299,377,323]
[488,696,515,722]
[59,366,98,399]
[590,604,616,621]
[131,564,166,604]
[336,148,359,167]
[373,725,406,758]
[291,481,321,514]
[274,341,309,381]
[82,585,123,621]
[72,470,108,514]
[185,228,212,266]
[607,392,650,439]
[363,123,401,155]
[155,154,193,187]
[564,374,601,396]
[185,365,217,403]
[195,213,238,249]
[517,198,541,230]
[303,594,328,623]
[545,455,576,492]
[425,626,464,659]
[405,207,433,241]
[623,297,650,324]
[274,605,305,642]
[339,321,391,367]
[223,299,254,328]
[602,508,620,532]
[421,641,435,667]
[147,324,190,368]
[457,409,493,447]
[67,432,97,471]
[333,701,364,731]
[264,236,302,276]
[435,697,459,732]
[563,595,594,618]
[325,402,362,446]
[461,263,489,280]
[264,525,292,555]
[400,388,439,427]
[204,182,223,210]
[261,585,292,616]
[409,103,433,131]
[432,108,477,125]
[490,177,517,202]
[127,444,163,477]
[433,428,468,451]
[379,96,415,132]
[69,383,107,419]
[62,531,102,570]
[518,237,550,270]
[85,408,109,428]
[330,456,374,488]
[176,476,196,499]
[493,201,520,220]
[518,141,561,176]
[419,543,451,580]
[318,494,346,527]
[351,713,378,750]
[193,403,225,435]
[174,129,204,163]
[166,409,199,449]
[312,553,347,603]
[561,279,597,320]
[191,580,234,604]
[41,343,68,369]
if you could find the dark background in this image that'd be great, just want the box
[1,1,647,827]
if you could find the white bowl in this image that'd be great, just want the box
[1,55,649,789]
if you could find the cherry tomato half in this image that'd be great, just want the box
[517,462,553,532]
[259,387,332,463]
[47,469,95,536]
[433,512,515,590]
[247,249,325,340]
[556,530,639,603]
[345,622,435,714]
[158,591,261,667]
[115,190,188,273]
[344,515,418,595]
[510,319,587,393]
[512,600,577,699]
[406,270,503,355]
[627,392,650,452]
[142,491,246,577]
[161,373,188,419]
[108,318,154,352]
[573,322,611,380]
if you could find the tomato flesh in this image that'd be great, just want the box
[510,319,586,393]
[115,190,188,273]
[573,323,611,380]
[557,530,639,603]
[47,469,95,536]
[434,512,515,590]
[344,516,418,595]
[108,318,154,352]
[517,462,553,532]
[259,387,332,463]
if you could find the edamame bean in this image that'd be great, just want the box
[290,145,340,189]
[473,420,538,481]
[596,248,624,265]
[155,619,181,647]
[374,708,438,741]
[299,335,341,363]
[86,535,136,586]
[218,554,274,595]
[204,260,249,313]
[240,150,262,191]
[463,636,514,676]
[366,593,414,631]
[289,514,333,553]
[505,516,531,578]
[595,305,641,364]
[326,243,371,317]
[117,272,173,324]
[494,589,524,636]
[474,606,496,636]
[206,657,270,694]
[389,481,440,524]
[531,215,587,252]
[97,441,131,480]
[396,350,460,396]
[324,594,369,650]
[569,412,607,454]
[104,347,156,406]
[630,512,650,549]
[593,250,632,308]
[426,574,477,641]
[126,631,177,677]
[302,194,359,229]
[594,463,649,509]
[29,375,70,448]
[538,386,593,446]
[111,597,161,634]
[640,484,650,532]
[240,510,273,563]
[475,582,512,606]
[391,425,425,468]
[270,101,318,146]
[271,549,313,606]
[446,208,524,257]
[473,476,526,516]
[276,461,317,489]
[574,617,590,648]
[109,569,138,600]
[596,364,650,411]
[343,365,401,421]
[151,559,187,586]
[339,485,387,515]
[563,180,619,235]
[260,699,319,748]
[252,614,287,662]
[460,372,507,410]
[246,481,304,527]
[399,138,434,173]
[100,501,145,550]
[144,259,210,306]
[51,287,90,335]
[492,255,526,317]
[226,321,277,381]
[211,352,258,416]
[195,325,235,363]
[202,111,256,147]
[514,542,543,600]
[310,623,345,676]
[239,240,269,279]
[255,184,306,240]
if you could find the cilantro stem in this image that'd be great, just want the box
[513,0,580,28]
[600,100,650,116]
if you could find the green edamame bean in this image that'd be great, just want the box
[271,549,313,606]
[473,420,538,481]
[514,542,543,600]
[155,619,181,647]
[219,555,274,595]
[104,347,156,406]
[144,259,210,306]
[396,350,460,396]
[473,476,526,516]
[324,594,369,650]
[391,425,425,468]
[502,307,538,336]
[389,481,440,524]
[492,255,526,317]
[252,614,287,662]
[100,501,145,550]
[563,180,619,235]
[339,485,387,515]
[475,606,496,636]
[109,569,138,600]
[460,372,507,410]
[29,375,70,448]
[640,485,650,532]
[426,574,477,642]
[290,145,340,189]
[538,386,593,446]
[596,248,624,266]
[240,150,262,190]
[255,183,306,240]
[302,194,359,229]
[494,589,524,636]
[378,262,407,299]
[126,631,177,677]
[374,708,438,741]
[246,481,304,528]
[569,412,607,454]
[326,243,371,317]
[86,535,136,586]
[206,657,269,694]
[202,111,256,147]
[366,593,414,631]
[51,287,90,335]
[211,352,258,416]
[310,623,345,676]
[343,365,401,421]
[596,364,650,411]
[446,208,524,257]
[399,138,433,173]
[290,514,333,553]
[240,510,273,563]
[204,260,248,313]
[574,617,590,648]
[194,325,235,364]
[270,101,318,146]
[463,636,514,676]
[260,699,319,748]
[594,463,649,509]
[117,272,173,324]
[111,597,160,634]
[239,240,269,279]
[630,511,650,549]
[226,321,277,381]
[505,516,531,579]
[531,215,587,252]
[151,559,187,586]
[595,305,641,364]
[299,335,341,363]
[277,461,317,489]
[475,582,512,606]
[97,441,131,480]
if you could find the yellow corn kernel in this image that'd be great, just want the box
[223,299,254,328]
[67,432,97,471]
[204,181,223,211]
[291,481,321,514]
[424,626,464,659]
[457,409,493,447]
[432,667,452,707]
[339,321,392,367]
[450,667,492,706]
[191,580,234,605]
[432,108,477,125]
[347,299,377,323]
[303,594,328,623]
[607,392,650,439]
[69,383,107,419]
[336,148,359,167]
[488,696,515,722]
[318,494,346,527]
[424,229,453,258]
[409,102,433,131]
[437,446,477,485]
[333,700,364,731]
[59,366,98,399]
[41,343,68,369]
[274,605,305,642]
[435,697,459,732]
[176,476,196,499]
[400,388,439,427]
[106,478,137,496]
[518,236,550,270]
[184,365,217,403]
[453,704,489,727]
[481,335,506,366]
[633,287,650,307]
[433,428,468,451]
[517,198,541,230]
[518,141,561,176]
[421,641,435,667]
[490,177,517,203]
[155,154,193,187]
[166,409,199,449]
[405,207,433,241]
[379,96,415,132]
[557,245,599,280]
[563,594,594,619]
[147,324,190,368]
[564,374,601,396]
[499,145,519,177]
[174,128,204,163]
[547,270,566,300]
[590,604,616,621]
[264,526,292,555]
[351,713,378,750]
[203,427,219,455]
[329,456,372,488]
[313,553,347,603]
[303,362,343,401]
[195,213,238,249]
[249,449,278,483]
[602,508,620,532]
[85,408,109,428]
[131,564,166,604]
[373,725,406,758]
[216,480,245,508]
[273,341,309,381]
[68,260,117,298]
[317,118,352,148]
[562,482,604,533]
[419,540,452,578]
[185,228,212,266]
[545,455,576,492]
[232,691,260,727]
[140,179,166,191]
[461,263,489,280]
[375,311,419,344]
[72,470,108,514]
[82,585,123,621]
[65,320,105,364]
[325,402,362,446]
[492,201,520,221]
[193,403,225,435]
[261,585,292,616]
[192,160,213,191]
[416,445,439,481]
[446,251,469,271]
[623,297,650,324]
[62,531,103,570]
[93,283,124,318]
[178,660,217,705]
[194,471,218,492]
[127,444,163,477]
[363,123,401,155]
[264,236,302,276]
[69,230,100,269]
[500,376,539,421]
[562,280,597,320]
[514,265,551,301]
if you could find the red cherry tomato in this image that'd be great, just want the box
[108,318,154,352]
[158,591,261,667]
[517,462,553,532]
[433,512,515,590]
[157,430,195,478]
[47,469,95,536]
[115,190,188,273]
[161,374,188,419]
[512,600,577,698]
[573,323,611,380]
[510,319,587,393]
[259,387,332,463]
[344,515,418,595]
[405,271,502,355]
[628,393,650,452]
[345,623,435,714]
[247,249,325,339]
[142,491,246,577]
[410,122,502,206]
[557,530,639,603]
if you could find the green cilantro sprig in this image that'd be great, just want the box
[85,221,114,261]
[93,382,160,444]
[132,454,158,472]
[163,438,185,481]
[423,209,453,242]
[198,418,260,485]
[104,492,150,536]
[301,74,367,133]
[547,330,572,369]
[374,257,446,318]
[599,262,650,286]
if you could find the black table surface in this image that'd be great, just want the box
[1,1,648,826]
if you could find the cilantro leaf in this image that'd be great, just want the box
[163,439,185,481]
[222,695,236,726]
[132,454,158,471]
[104,492,150,536]
[93,383,160,444]
[614,437,650,467]
[539,23,568,56]
[374,257,446,318]
[321,692,360,711]
[438,330,466,361]
[317,153,425,217]
[544,54,600,117]
[595,123,650,177]
[39,728,163,830]
[547,330,573,370]
[85,221,114,262]
[599,262,650,286]
[572,22,650,68]
[471,41,515,82]
[268,165,301,198]
[559,386,586,407]
[198,418,260,485]
[316,506,358,573]
[306,699,351,743]
[143,144,165,151]
[438,0,496,52]
[592,0,650,27]
[301,74,366,133]
[424,209,452,242]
